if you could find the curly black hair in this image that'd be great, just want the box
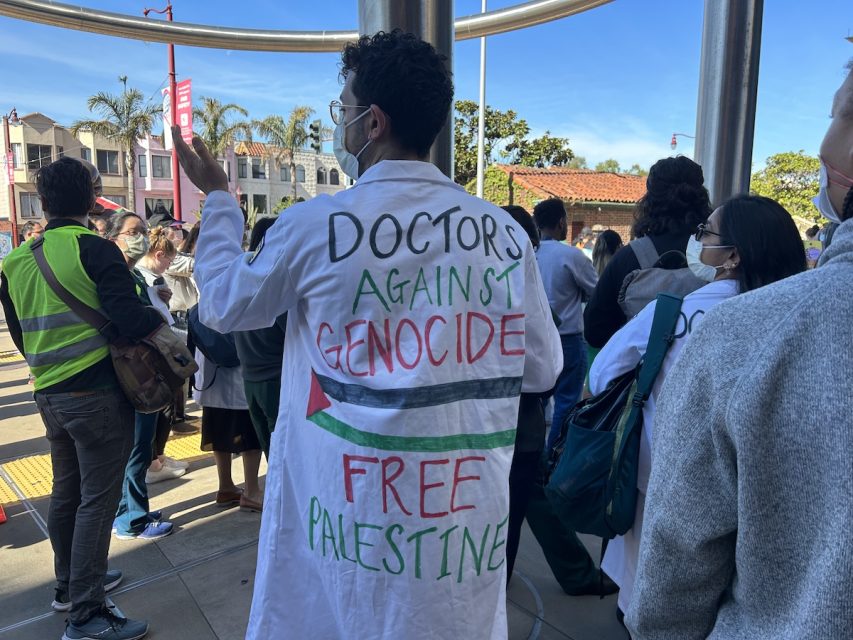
[632,156,712,238]
[532,198,566,231]
[35,157,95,219]
[340,30,453,157]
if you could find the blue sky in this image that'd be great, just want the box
[0,0,850,172]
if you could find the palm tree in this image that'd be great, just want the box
[70,76,161,209]
[193,97,253,159]
[253,106,313,201]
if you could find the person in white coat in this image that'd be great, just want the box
[172,31,562,640]
[589,194,807,623]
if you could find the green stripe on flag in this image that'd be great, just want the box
[308,410,516,452]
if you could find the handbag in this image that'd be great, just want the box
[31,238,198,414]
[543,293,683,540]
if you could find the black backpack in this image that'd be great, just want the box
[187,305,240,368]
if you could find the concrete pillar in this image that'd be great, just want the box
[358,0,455,178]
[694,0,764,207]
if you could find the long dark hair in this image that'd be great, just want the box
[717,195,807,293]
[592,229,623,276]
[179,224,200,255]
[632,156,711,238]
[502,205,539,249]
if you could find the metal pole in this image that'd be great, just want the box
[694,0,763,207]
[166,5,182,221]
[3,115,18,247]
[358,0,454,178]
[475,0,487,198]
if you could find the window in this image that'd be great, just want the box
[221,160,231,180]
[252,194,267,214]
[280,165,290,182]
[80,147,92,163]
[152,155,171,179]
[145,198,173,219]
[20,192,44,219]
[27,144,52,171]
[96,150,120,175]
[138,155,147,177]
[329,168,340,186]
[10,143,23,168]
[57,146,64,159]
[111,195,127,207]
[295,165,305,183]
[251,158,266,179]
[238,157,247,179]
[316,167,327,185]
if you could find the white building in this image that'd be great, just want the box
[233,141,348,214]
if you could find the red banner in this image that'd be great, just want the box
[175,79,193,144]
[6,151,13,186]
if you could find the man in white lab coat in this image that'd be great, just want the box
[173,30,562,640]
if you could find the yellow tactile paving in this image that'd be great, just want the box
[0,475,19,505]
[0,349,25,364]
[0,429,209,505]
[2,453,52,500]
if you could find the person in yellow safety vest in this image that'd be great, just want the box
[0,157,163,640]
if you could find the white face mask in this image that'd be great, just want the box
[333,108,372,180]
[122,234,149,261]
[686,235,730,283]
[813,161,843,225]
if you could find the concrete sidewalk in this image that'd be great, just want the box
[0,322,628,640]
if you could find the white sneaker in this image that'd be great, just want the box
[162,456,189,470]
[145,465,186,484]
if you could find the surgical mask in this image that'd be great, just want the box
[333,108,372,180]
[123,234,149,261]
[813,162,843,225]
[686,236,726,283]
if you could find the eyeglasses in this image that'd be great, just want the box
[329,100,369,125]
[694,223,723,242]
[119,228,146,237]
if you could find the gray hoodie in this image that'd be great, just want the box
[627,218,853,639]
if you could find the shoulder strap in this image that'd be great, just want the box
[30,237,112,333]
[635,293,683,399]
[629,237,660,270]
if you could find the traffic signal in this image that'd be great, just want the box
[310,120,321,153]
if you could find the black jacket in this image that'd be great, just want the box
[0,218,163,393]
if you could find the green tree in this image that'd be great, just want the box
[254,106,314,200]
[193,97,253,159]
[627,163,648,177]
[751,151,821,223]
[454,100,529,185]
[595,158,622,173]
[70,76,161,207]
[505,131,574,168]
[568,156,588,169]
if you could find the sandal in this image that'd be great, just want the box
[215,489,242,508]
[239,495,263,513]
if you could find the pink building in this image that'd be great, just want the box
[134,134,237,225]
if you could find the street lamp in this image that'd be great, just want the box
[143,3,182,221]
[3,107,20,247]
[671,132,696,150]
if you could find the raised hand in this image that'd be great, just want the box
[171,125,229,195]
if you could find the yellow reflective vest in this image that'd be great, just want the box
[2,226,110,391]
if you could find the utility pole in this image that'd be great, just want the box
[144,3,183,221]
[3,108,19,247]
[476,0,487,198]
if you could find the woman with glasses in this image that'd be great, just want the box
[588,194,807,625]
[106,212,176,541]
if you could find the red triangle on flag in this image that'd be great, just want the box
[307,370,332,417]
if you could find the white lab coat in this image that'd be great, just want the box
[589,278,739,613]
[193,160,562,640]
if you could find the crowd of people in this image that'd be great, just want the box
[0,28,851,640]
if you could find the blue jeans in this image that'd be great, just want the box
[546,333,587,449]
[114,411,158,535]
[35,387,134,624]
